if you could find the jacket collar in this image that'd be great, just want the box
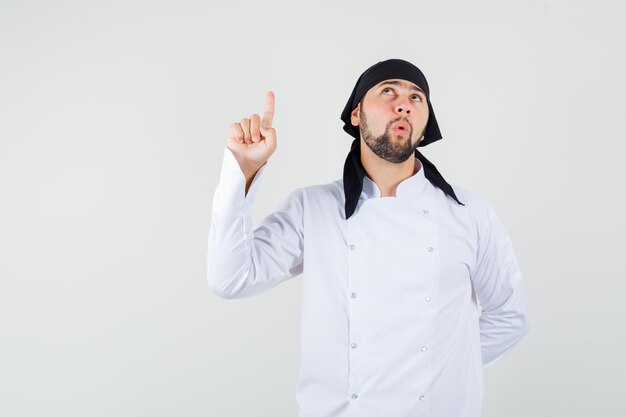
[361,158,427,200]
[343,138,464,219]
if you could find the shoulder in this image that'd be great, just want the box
[300,178,345,202]
[444,182,500,224]
[451,183,492,210]
[448,183,511,241]
[290,179,345,221]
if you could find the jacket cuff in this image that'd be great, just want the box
[212,146,267,218]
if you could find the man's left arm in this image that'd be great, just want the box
[470,202,530,369]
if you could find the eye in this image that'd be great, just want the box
[411,94,424,102]
[382,87,395,95]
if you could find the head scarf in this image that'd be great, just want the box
[340,58,464,219]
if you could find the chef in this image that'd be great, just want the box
[208,58,530,417]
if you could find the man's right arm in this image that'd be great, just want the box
[207,146,305,299]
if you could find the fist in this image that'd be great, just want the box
[226,91,277,173]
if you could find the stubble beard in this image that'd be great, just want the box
[359,109,423,164]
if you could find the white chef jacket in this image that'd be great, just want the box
[207,146,529,417]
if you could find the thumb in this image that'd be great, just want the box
[259,125,276,149]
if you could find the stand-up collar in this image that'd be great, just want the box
[343,137,464,219]
[361,158,427,201]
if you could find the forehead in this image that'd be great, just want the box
[371,79,424,94]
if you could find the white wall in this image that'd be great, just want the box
[1,0,624,416]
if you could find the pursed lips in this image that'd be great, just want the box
[392,121,410,133]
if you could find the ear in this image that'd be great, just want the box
[350,103,360,127]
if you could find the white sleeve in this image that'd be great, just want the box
[207,146,304,299]
[471,202,530,368]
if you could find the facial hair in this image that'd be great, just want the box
[359,108,424,164]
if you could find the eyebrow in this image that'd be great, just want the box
[378,80,425,95]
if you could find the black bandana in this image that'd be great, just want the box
[340,58,464,219]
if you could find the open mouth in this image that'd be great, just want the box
[392,122,410,134]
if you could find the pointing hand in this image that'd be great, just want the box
[226,91,277,174]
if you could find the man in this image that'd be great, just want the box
[207,58,529,417]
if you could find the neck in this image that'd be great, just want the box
[359,137,419,197]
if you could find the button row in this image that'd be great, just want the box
[349,292,432,302]
[350,243,434,252]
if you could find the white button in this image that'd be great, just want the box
[427,246,434,252]
[422,209,429,214]
[419,395,425,401]
[349,244,356,250]
[421,346,428,352]
[350,292,357,298]
[351,393,358,400]
[351,342,358,348]
[425,296,432,302]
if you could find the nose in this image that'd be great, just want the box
[394,97,411,115]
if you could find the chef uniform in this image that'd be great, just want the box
[207,58,529,417]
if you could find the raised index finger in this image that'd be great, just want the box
[261,90,275,128]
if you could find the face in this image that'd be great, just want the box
[351,79,429,163]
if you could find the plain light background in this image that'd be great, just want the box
[1,0,625,416]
